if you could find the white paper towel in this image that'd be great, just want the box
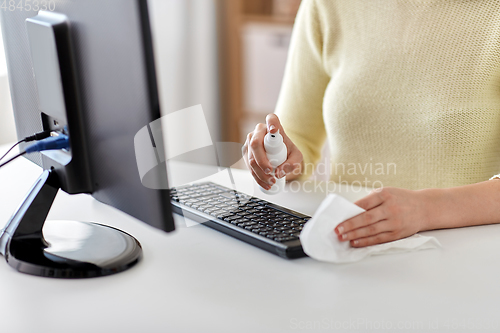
[300,194,441,263]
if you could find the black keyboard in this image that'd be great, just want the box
[170,182,310,259]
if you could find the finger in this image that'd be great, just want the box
[335,204,387,236]
[250,123,273,174]
[250,167,274,190]
[339,219,393,242]
[248,153,276,187]
[266,114,281,134]
[266,113,296,147]
[242,132,252,162]
[275,149,303,178]
[353,189,385,211]
[350,231,398,248]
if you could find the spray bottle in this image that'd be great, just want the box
[260,130,287,195]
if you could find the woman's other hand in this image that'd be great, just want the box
[334,187,435,247]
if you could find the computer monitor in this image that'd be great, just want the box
[0,0,174,278]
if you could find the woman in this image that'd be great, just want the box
[243,0,500,248]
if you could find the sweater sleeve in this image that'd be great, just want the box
[275,0,332,180]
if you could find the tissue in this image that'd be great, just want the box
[300,194,441,263]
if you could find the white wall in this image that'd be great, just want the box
[148,0,221,141]
[0,25,17,145]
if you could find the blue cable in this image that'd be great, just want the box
[0,134,70,169]
[25,134,70,153]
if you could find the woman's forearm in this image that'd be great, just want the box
[334,179,500,248]
[421,180,500,231]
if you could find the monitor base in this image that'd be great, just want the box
[7,220,142,278]
[0,170,142,278]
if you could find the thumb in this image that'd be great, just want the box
[276,149,303,179]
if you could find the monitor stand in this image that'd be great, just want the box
[0,170,142,278]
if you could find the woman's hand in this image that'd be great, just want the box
[242,114,303,190]
[334,187,435,247]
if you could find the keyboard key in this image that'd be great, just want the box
[220,192,239,200]
[275,236,295,242]
[209,190,224,194]
[243,222,257,226]
[236,211,250,216]
[217,213,233,219]
[209,210,226,216]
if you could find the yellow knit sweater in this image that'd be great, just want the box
[275,0,500,190]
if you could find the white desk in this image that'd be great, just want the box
[1,144,500,333]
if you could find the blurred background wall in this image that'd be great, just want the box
[0,24,16,145]
[0,0,302,158]
[149,0,221,142]
[218,0,300,145]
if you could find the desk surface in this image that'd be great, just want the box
[1,144,500,333]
